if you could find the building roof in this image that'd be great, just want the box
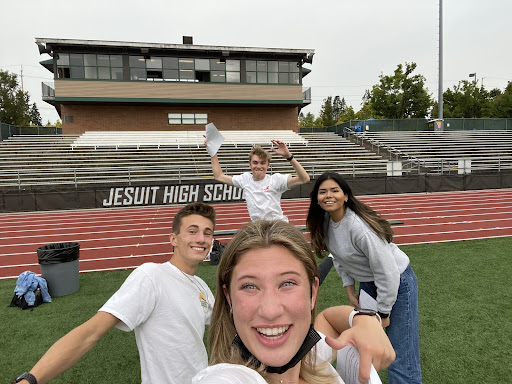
[35,37,315,58]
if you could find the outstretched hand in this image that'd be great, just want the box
[325,316,395,384]
[270,140,291,158]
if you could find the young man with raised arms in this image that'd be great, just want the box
[209,139,310,222]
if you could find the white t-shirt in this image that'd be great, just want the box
[192,333,344,384]
[100,262,214,384]
[232,172,290,222]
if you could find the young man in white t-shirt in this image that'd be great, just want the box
[14,203,216,384]
[209,140,310,222]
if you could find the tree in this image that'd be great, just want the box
[29,104,42,126]
[370,62,433,118]
[319,96,336,127]
[491,82,512,118]
[332,96,347,122]
[355,90,377,120]
[0,69,41,125]
[337,106,356,123]
[442,80,492,118]
[298,112,321,127]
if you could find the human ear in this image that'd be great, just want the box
[169,233,177,247]
[311,277,320,309]
[222,284,232,310]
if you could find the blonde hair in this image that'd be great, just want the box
[209,220,335,383]
[249,145,271,163]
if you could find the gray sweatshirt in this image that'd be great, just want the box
[325,207,410,313]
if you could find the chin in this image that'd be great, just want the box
[259,353,294,368]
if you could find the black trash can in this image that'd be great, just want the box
[37,242,80,297]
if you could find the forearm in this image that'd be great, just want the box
[210,155,233,185]
[210,154,224,180]
[345,285,357,298]
[314,305,353,339]
[29,330,97,383]
[344,285,360,308]
[28,312,117,384]
[290,157,310,183]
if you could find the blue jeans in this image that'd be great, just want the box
[359,265,422,384]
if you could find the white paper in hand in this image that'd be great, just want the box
[337,346,382,384]
[359,289,378,311]
[205,123,224,157]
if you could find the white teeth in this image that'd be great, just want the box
[256,326,289,337]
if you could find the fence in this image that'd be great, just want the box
[301,118,512,134]
[0,122,62,141]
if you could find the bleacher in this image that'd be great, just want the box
[0,131,389,188]
[70,130,308,149]
[351,130,512,173]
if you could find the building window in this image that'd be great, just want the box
[245,60,300,84]
[130,56,240,83]
[168,113,208,125]
[57,53,123,80]
[55,51,299,85]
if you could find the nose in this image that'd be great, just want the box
[257,289,284,320]
[195,232,206,244]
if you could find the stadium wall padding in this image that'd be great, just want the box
[1,172,510,212]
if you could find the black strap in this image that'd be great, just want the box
[231,324,321,374]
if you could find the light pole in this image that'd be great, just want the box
[438,0,443,128]
[469,73,477,83]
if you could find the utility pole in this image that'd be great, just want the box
[20,65,24,92]
[438,0,443,127]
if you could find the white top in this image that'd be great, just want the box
[100,262,214,384]
[192,333,344,384]
[232,172,290,222]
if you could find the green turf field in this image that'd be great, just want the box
[2,237,511,383]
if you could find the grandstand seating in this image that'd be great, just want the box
[71,130,309,149]
[0,131,388,188]
[350,130,512,174]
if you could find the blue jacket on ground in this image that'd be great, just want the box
[14,271,52,305]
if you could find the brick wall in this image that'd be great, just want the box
[61,104,299,134]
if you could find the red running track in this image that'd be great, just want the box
[1,188,511,279]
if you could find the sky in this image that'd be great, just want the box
[1,0,510,124]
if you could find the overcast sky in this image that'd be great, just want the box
[1,0,510,124]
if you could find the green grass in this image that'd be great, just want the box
[1,237,511,383]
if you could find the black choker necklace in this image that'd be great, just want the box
[231,324,321,374]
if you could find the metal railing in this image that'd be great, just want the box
[41,81,55,99]
[0,159,395,189]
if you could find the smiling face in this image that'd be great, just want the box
[225,245,319,367]
[317,178,348,222]
[169,214,214,274]
[249,155,269,181]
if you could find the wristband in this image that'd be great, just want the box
[286,154,294,161]
[349,308,382,328]
[378,311,390,319]
[13,372,37,384]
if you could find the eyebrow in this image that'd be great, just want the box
[236,270,302,281]
[186,225,213,232]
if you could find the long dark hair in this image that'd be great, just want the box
[306,172,393,257]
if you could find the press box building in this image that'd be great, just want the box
[36,37,314,134]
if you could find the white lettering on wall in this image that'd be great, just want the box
[103,184,243,207]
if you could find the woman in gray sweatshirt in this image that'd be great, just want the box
[306,171,422,384]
